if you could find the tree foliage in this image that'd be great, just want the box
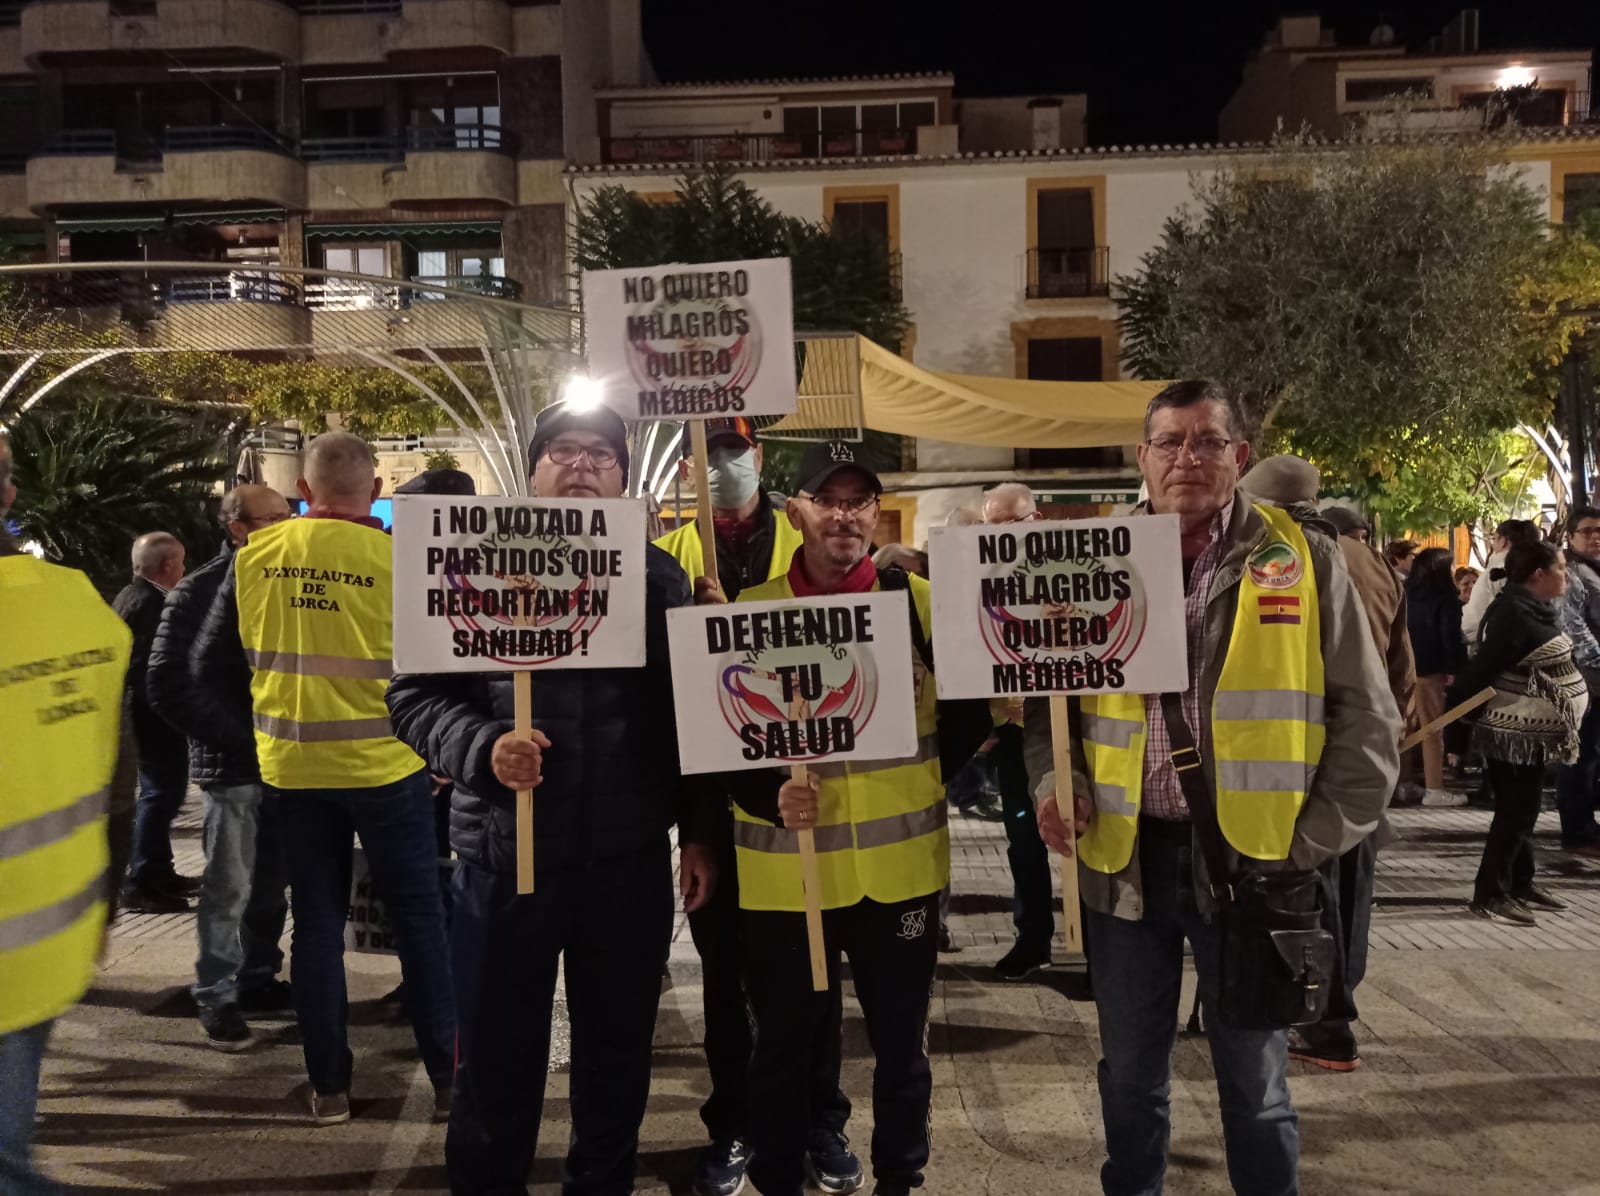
[8,395,229,595]
[1115,133,1561,529]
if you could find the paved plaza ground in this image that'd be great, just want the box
[31,799,1600,1195]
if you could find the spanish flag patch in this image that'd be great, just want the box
[1258,595,1301,625]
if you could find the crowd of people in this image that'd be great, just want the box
[3,378,1597,1196]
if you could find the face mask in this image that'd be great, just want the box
[705,444,760,509]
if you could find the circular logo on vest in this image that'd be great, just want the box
[1249,541,1303,590]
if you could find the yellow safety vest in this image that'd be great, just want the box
[654,508,804,589]
[733,571,946,911]
[236,517,422,791]
[1077,504,1325,873]
[0,554,131,1036]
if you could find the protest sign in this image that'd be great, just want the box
[927,516,1188,700]
[391,495,647,674]
[345,847,454,956]
[666,590,919,775]
[392,494,647,895]
[580,257,797,422]
[928,515,1187,953]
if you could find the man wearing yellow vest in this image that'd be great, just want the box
[198,433,455,1126]
[1024,381,1399,1195]
[0,431,133,1194]
[654,418,844,1196]
[727,440,988,1196]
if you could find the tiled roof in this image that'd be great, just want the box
[567,123,1600,174]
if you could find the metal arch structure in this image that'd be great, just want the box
[0,259,644,499]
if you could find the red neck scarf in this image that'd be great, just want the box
[787,551,877,597]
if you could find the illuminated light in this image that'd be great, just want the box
[561,374,605,412]
[20,539,45,559]
[1496,66,1537,90]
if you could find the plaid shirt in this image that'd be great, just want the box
[1140,502,1233,821]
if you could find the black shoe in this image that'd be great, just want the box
[936,926,960,954]
[692,1136,750,1196]
[198,1004,253,1053]
[1512,885,1568,911]
[806,1129,864,1195]
[236,979,293,1014]
[119,882,190,915]
[959,797,1004,822]
[1287,1023,1360,1072]
[1470,896,1537,926]
[994,938,1052,981]
[151,872,202,899]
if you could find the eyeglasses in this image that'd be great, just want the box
[546,441,618,470]
[802,493,880,516]
[1144,435,1234,460]
[1573,525,1600,537]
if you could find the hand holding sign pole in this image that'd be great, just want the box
[1047,694,1084,953]
[790,698,829,992]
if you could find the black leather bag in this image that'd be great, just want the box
[1159,694,1335,1030]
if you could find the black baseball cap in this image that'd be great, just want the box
[527,401,630,484]
[395,468,477,497]
[792,440,881,496]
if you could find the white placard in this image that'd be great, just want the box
[928,515,1189,699]
[667,591,919,775]
[580,257,797,421]
[392,495,647,673]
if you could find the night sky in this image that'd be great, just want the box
[641,0,1599,145]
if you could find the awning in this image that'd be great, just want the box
[172,208,285,227]
[56,215,167,233]
[769,334,1166,449]
[305,220,502,239]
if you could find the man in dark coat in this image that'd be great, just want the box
[113,530,191,911]
[388,401,719,1196]
[148,485,293,1051]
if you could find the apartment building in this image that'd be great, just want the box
[0,0,658,337]
[1220,10,1594,142]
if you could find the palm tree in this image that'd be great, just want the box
[7,395,229,595]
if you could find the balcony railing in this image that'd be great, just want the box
[603,127,918,165]
[36,129,118,157]
[165,273,301,306]
[296,0,401,12]
[1025,246,1111,299]
[164,125,292,154]
[303,124,513,163]
[411,274,521,299]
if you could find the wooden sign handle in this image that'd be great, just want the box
[514,670,535,895]
[1048,694,1084,955]
[690,421,720,589]
[1399,686,1494,753]
[788,697,828,992]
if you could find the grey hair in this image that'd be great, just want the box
[131,531,183,577]
[945,506,983,528]
[983,482,1037,522]
[303,432,377,500]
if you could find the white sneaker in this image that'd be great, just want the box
[1421,789,1468,808]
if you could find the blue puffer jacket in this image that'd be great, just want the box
[386,544,720,874]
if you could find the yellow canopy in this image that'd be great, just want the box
[767,334,1166,448]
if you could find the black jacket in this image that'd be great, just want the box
[1452,584,1566,701]
[113,576,184,754]
[387,544,720,875]
[147,544,259,787]
[1406,585,1467,678]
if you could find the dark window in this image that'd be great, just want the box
[1037,188,1095,248]
[1344,76,1434,102]
[1022,338,1121,469]
[832,199,890,243]
[1566,173,1600,228]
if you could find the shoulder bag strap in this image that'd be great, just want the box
[1157,691,1233,902]
[876,566,934,673]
